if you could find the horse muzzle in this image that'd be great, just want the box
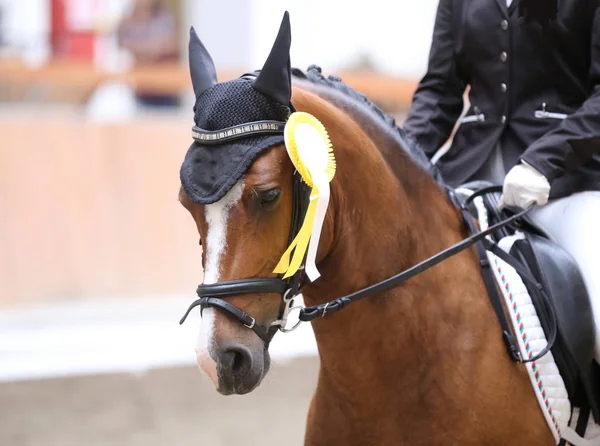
[213,342,270,395]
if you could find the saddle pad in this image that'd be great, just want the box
[465,191,600,446]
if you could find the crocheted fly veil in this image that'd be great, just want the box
[180,13,293,204]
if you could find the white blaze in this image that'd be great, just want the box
[195,181,245,384]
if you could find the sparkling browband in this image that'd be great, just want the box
[192,120,286,145]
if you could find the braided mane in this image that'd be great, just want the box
[292,65,443,183]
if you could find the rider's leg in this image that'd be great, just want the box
[528,191,600,362]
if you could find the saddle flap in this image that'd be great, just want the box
[508,232,600,421]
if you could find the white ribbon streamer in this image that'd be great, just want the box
[293,123,332,281]
[305,171,330,281]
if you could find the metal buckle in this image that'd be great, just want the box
[244,317,256,329]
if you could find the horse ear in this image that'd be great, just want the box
[253,11,292,105]
[188,26,218,98]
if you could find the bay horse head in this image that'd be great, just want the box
[178,12,317,395]
[178,11,447,396]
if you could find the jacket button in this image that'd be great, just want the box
[500,83,507,92]
[500,52,507,62]
[501,115,506,124]
[501,20,508,31]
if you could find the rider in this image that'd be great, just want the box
[403,0,600,360]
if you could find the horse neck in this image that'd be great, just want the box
[298,95,496,403]
[288,86,550,446]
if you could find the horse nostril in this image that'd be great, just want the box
[231,349,244,374]
[215,343,265,394]
[222,344,253,378]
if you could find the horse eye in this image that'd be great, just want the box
[258,188,281,208]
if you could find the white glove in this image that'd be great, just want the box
[499,161,551,209]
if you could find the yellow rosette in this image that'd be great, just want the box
[273,112,336,281]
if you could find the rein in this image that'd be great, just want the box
[297,188,527,322]
[297,185,558,364]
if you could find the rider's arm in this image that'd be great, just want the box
[520,6,600,182]
[403,0,467,159]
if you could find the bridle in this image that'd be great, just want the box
[178,101,557,363]
[179,86,312,344]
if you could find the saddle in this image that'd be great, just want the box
[459,181,600,426]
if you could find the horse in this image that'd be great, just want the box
[176,12,557,445]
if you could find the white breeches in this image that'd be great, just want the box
[528,191,600,362]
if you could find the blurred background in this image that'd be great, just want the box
[0,0,445,444]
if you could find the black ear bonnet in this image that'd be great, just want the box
[180,12,293,204]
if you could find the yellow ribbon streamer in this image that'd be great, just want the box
[273,187,319,279]
[273,112,335,281]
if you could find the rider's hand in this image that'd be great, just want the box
[499,161,551,209]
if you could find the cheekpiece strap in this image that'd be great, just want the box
[192,120,286,145]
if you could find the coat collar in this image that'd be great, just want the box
[493,0,520,17]
[493,0,508,17]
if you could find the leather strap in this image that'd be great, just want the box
[179,297,272,343]
[197,278,288,298]
[457,200,523,363]
[481,237,558,363]
[577,405,591,437]
[178,278,288,325]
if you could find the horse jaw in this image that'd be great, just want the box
[194,181,245,386]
